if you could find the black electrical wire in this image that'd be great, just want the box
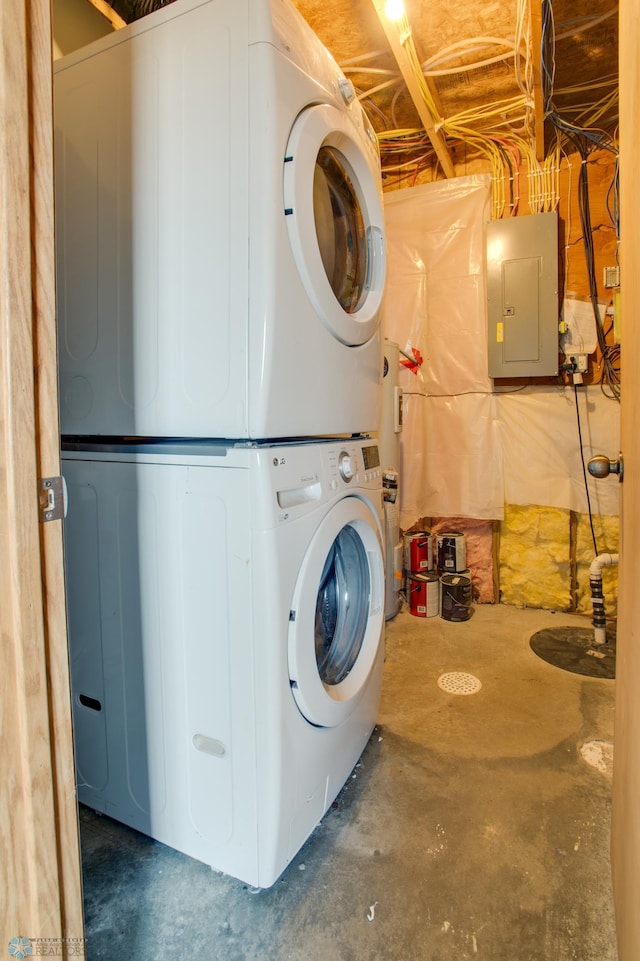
[577,147,604,349]
[605,156,621,243]
[541,0,618,154]
[575,148,621,400]
[541,0,621,403]
[574,384,599,557]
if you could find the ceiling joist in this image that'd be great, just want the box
[528,0,546,161]
[84,0,126,30]
[370,0,456,178]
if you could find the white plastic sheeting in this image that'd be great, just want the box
[383,175,503,524]
[416,393,503,520]
[498,385,620,517]
[382,175,620,528]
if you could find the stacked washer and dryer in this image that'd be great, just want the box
[56,0,387,888]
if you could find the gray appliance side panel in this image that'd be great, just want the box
[55,0,249,436]
[62,456,258,872]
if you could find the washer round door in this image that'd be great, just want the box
[288,496,385,728]
[283,103,386,347]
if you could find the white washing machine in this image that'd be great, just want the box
[54,0,386,440]
[62,437,385,888]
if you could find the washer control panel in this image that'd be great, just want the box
[263,439,382,524]
[327,442,381,491]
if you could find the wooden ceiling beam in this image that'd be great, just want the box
[84,0,127,30]
[529,0,546,161]
[370,0,456,178]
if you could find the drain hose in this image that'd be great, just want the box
[589,553,619,645]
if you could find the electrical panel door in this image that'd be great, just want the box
[486,211,559,377]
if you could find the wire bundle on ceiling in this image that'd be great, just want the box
[347,0,617,225]
[541,1,618,154]
[356,0,566,217]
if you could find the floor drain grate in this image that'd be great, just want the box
[437,672,482,695]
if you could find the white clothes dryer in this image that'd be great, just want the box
[54,0,386,440]
[61,437,385,888]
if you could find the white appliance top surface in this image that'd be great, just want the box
[61,435,371,457]
[61,437,383,524]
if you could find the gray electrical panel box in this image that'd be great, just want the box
[486,211,559,378]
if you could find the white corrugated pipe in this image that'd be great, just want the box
[589,553,619,645]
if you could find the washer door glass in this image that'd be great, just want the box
[315,524,370,685]
[284,103,386,347]
[288,496,384,728]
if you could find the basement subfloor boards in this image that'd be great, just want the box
[79,604,618,960]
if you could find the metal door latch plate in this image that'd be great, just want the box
[38,475,65,522]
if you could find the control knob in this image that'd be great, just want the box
[338,451,355,482]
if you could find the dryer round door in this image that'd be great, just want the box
[283,103,386,347]
[288,496,384,728]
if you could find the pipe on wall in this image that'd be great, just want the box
[589,552,619,645]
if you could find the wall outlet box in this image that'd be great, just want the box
[603,266,620,288]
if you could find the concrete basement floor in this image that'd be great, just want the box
[79,603,617,960]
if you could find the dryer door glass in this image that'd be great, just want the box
[313,147,367,314]
[283,103,386,347]
[315,524,370,685]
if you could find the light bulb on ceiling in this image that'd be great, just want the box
[384,0,405,21]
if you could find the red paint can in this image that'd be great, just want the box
[408,572,440,618]
[403,530,433,574]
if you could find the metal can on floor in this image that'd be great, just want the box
[403,530,433,574]
[440,572,472,621]
[436,531,466,573]
[408,572,440,618]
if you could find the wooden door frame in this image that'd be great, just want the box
[0,0,84,948]
[612,1,640,958]
[0,0,637,954]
